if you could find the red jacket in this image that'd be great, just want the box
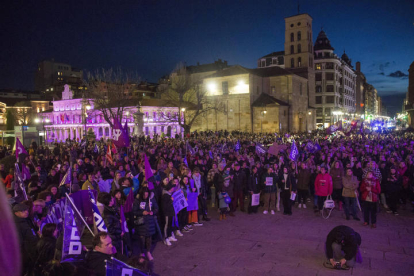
[314,173,333,196]
[360,177,381,202]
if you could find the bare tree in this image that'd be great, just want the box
[11,101,32,125]
[159,63,226,134]
[84,68,141,128]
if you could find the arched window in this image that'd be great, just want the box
[99,127,103,136]
[297,44,301,53]
[298,57,302,67]
[297,31,301,41]
[290,33,294,42]
[105,127,109,136]
[291,58,295,68]
[290,45,294,54]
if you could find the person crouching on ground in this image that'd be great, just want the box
[325,225,362,269]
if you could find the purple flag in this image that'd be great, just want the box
[112,117,130,148]
[327,121,343,135]
[70,190,97,225]
[61,200,84,263]
[144,154,154,190]
[123,188,135,213]
[88,188,107,233]
[22,164,31,181]
[120,206,129,233]
[289,140,299,161]
[186,192,199,211]
[15,138,28,159]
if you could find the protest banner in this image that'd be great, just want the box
[105,257,147,276]
[265,177,273,186]
[172,189,188,214]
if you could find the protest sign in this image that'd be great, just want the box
[265,177,273,186]
[172,189,188,214]
[251,193,260,206]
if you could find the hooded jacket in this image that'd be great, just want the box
[314,173,333,196]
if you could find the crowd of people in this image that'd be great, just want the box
[3,129,414,275]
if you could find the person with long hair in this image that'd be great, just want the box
[132,186,158,260]
[360,171,381,228]
[34,223,58,274]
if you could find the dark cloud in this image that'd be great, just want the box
[378,72,385,75]
[388,70,409,78]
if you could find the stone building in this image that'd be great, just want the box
[355,61,366,115]
[365,83,378,117]
[190,65,310,133]
[313,30,356,128]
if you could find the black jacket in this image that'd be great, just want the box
[34,236,57,274]
[14,215,39,264]
[248,172,261,193]
[132,196,159,237]
[86,251,127,276]
[161,190,175,217]
[232,169,247,192]
[103,206,122,250]
[326,225,361,261]
[278,172,297,192]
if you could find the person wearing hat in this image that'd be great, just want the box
[13,203,39,275]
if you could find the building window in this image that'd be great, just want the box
[145,127,149,135]
[99,128,103,136]
[326,96,335,103]
[297,31,301,41]
[154,126,157,134]
[315,64,321,70]
[291,58,294,68]
[298,57,302,67]
[326,73,334,80]
[161,126,164,133]
[105,127,109,136]
[316,96,322,104]
[297,44,301,53]
[316,108,323,116]
[261,60,265,67]
[315,73,322,81]
[290,33,294,42]
[290,45,294,54]
[222,81,229,95]
[316,86,322,93]
[326,85,334,92]
[325,108,331,116]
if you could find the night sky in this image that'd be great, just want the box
[1,0,413,114]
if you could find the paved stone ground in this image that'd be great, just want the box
[152,202,414,276]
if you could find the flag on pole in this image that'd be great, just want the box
[234,140,241,152]
[22,164,31,181]
[106,144,113,164]
[255,144,267,154]
[88,188,107,233]
[327,121,343,135]
[15,138,28,159]
[120,206,129,233]
[289,140,299,161]
[123,189,135,213]
[144,154,154,190]
[105,257,148,276]
[94,144,99,153]
[186,141,195,155]
[61,200,84,263]
[112,117,130,148]
[14,163,28,200]
[59,169,70,187]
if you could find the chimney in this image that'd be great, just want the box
[356,61,361,72]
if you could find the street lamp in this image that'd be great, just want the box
[181,108,186,137]
[84,104,91,137]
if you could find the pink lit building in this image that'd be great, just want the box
[39,85,182,142]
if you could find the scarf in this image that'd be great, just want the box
[193,174,201,194]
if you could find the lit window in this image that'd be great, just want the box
[51,88,54,91]
[316,64,321,70]
[37,108,40,113]
[42,107,45,111]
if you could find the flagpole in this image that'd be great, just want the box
[65,192,95,237]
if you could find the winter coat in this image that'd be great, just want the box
[86,251,127,276]
[360,177,381,202]
[161,190,175,217]
[325,225,361,261]
[132,196,158,237]
[278,172,297,192]
[342,175,359,198]
[330,167,344,190]
[296,168,311,190]
[34,236,57,274]
[314,173,333,196]
[232,169,247,192]
[385,173,402,193]
[103,206,122,250]
[248,172,261,193]
[14,215,39,265]
[261,172,278,193]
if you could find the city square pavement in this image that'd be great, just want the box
[153,202,414,276]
